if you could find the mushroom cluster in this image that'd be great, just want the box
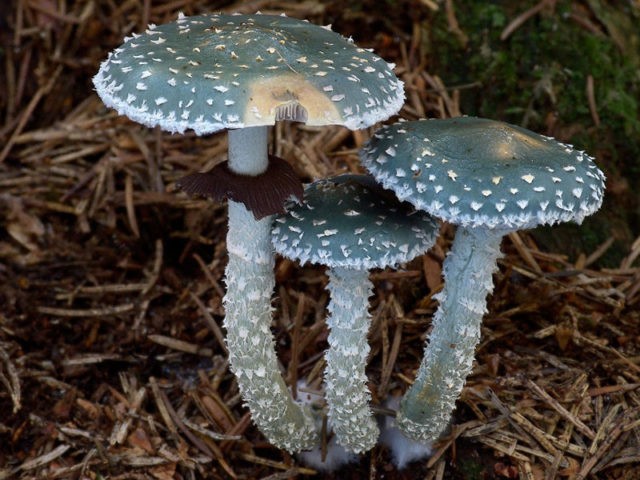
[93,9,607,465]
[360,117,606,443]
[93,12,404,453]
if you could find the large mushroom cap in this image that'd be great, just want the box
[272,175,438,270]
[360,117,606,230]
[93,13,404,135]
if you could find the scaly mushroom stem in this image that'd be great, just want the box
[324,268,379,453]
[398,226,505,442]
[224,127,317,451]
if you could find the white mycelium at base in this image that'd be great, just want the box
[295,380,358,472]
[398,227,504,442]
[324,268,379,453]
[379,395,432,469]
[224,127,317,451]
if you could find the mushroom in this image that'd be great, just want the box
[359,117,606,442]
[92,13,404,452]
[272,174,438,452]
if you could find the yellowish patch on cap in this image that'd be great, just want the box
[491,124,549,163]
[244,74,343,126]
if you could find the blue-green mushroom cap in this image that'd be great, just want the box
[93,13,404,134]
[359,117,606,230]
[272,175,438,270]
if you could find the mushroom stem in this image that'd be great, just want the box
[324,267,379,453]
[398,226,505,442]
[223,126,317,451]
[228,127,269,175]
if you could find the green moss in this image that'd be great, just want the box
[457,454,488,479]
[532,210,630,268]
[421,0,639,263]
[426,1,639,161]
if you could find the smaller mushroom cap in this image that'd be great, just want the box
[93,13,404,135]
[272,175,438,270]
[360,117,606,230]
